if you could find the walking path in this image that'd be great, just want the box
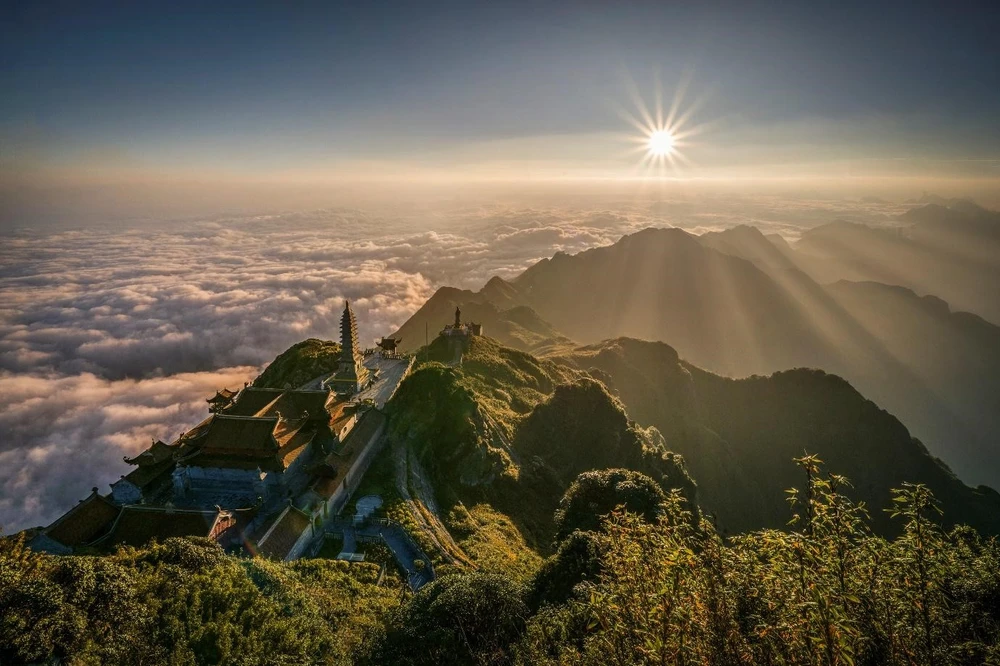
[325,514,435,590]
[391,439,467,567]
[362,521,433,590]
[340,529,356,554]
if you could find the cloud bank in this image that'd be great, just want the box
[0,367,257,532]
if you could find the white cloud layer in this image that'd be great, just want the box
[0,195,912,530]
[0,367,258,531]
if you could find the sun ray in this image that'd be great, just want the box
[619,71,713,179]
[664,71,692,128]
[622,70,658,135]
[653,67,664,129]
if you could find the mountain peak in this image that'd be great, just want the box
[480,275,521,307]
[622,226,698,245]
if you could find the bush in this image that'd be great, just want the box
[553,468,666,542]
[527,530,603,610]
[0,535,400,665]
[363,571,529,666]
[519,456,1000,665]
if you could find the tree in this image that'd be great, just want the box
[527,530,603,611]
[553,468,667,542]
[364,572,528,666]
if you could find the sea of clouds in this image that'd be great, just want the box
[0,195,909,531]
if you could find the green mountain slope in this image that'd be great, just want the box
[546,337,1000,535]
[253,338,341,389]
[396,221,1000,488]
[693,223,1000,486]
[385,335,697,547]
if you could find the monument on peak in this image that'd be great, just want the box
[442,305,483,338]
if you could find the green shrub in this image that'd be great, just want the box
[553,468,666,542]
[518,457,1000,665]
[362,571,529,666]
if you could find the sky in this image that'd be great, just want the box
[3,0,1000,225]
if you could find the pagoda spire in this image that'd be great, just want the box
[340,300,362,367]
[329,300,370,394]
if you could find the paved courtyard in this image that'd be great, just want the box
[357,355,411,408]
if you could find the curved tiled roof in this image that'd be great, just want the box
[199,416,279,456]
[255,504,311,560]
[256,390,332,422]
[223,388,284,416]
[101,506,221,548]
[43,492,119,547]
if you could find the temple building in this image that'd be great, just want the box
[207,388,237,413]
[326,300,371,394]
[111,439,180,504]
[29,487,252,555]
[376,336,401,354]
[170,387,350,507]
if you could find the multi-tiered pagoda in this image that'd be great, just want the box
[328,300,370,394]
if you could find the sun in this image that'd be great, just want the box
[647,129,675,157]
[615,72,710,175]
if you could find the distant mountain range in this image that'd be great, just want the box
[394,201,1000,489]
[786,199,1000,323]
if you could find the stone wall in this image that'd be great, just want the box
[322,414,388,518]
[172,465,268,507]
[111,478,141,504]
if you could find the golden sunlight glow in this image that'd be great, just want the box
[647,129,675,157]
[616,72,712,177]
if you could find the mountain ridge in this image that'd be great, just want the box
[385,332,999,537]
[395,213,1000,487]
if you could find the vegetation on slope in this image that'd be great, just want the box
[514,379,695,505]
[253,337,341,389]
[516,460,1000,666]
[548,337,1000,536]
[0,535,398,665]
[386,335,697,551]
[552,468,668,541]
[446,503,542,581]
[361,461,1000,666]
[361,572,529,666]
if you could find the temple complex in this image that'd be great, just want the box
[31,299,415,560]
[106,386,353,509]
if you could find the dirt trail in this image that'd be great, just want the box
[479,409,517,463]
[391,438,469,566]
